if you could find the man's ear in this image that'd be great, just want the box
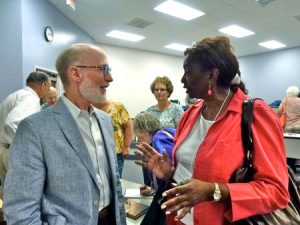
[41,82,46,89]
[69,66,82,82]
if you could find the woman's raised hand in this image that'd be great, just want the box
[134,142,174,180]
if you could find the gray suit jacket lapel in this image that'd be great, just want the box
[52,99,99,187]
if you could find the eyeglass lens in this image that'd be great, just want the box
[102,65,111,76]
[154,88,167,92]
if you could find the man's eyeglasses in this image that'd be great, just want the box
[76,65,111,77]
[153,88,167,93]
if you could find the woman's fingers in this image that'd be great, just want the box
[161,150,170,161]
[134,160,145,167]
[161,193,190,213]
[137,142,158,155]
[133,149,144,158]
[135,144,148,155]
[134,149,151,168]
[175,206,191,221]
[162,181,187,197]
[160,181,193,214]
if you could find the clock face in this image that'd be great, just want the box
[45,26,54,42]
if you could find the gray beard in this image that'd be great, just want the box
[79,78,107,103]
[91,94,107,103]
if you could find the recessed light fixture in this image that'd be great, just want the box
[219,25,255,38]
[165,43,189,52]
[154,0,205,21]
[106,30,145,42]
[258,40,286,49]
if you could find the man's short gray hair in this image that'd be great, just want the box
[55,43,104,88]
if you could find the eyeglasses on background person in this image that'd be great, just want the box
[153,88,167,93]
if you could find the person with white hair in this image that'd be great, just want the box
[278,85,300,172]
[278,85,300,132]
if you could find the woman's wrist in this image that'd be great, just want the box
[207,183,230,202]
[165,166,175,181]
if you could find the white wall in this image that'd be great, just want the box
[239,47,300,104]
[101,44,186,117]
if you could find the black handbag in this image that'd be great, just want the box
[140,181,170,225]
[232,98,300,225]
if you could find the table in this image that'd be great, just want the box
[284,133,300,159]
[121,179,153,225]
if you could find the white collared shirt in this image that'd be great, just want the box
[61,95,111,210]
[0,86,41,146]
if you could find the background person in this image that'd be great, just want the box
[133,111,175,196]
[41,86,59,109]
[278,85,300,133]
[4,43,126,225]
[144,76,183,187]
[135,36,289,225]
[94,99,133,178]
[278,85,300,172]
[0,71,51,187]
[182,94,198,111]
[146,76,184,129]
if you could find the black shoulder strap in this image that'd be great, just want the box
[229,98,257,183]
[241,98,255,168]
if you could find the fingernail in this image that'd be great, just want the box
[166,211,171,215]
[174,218,178,221]
[162,192,167,197]
[161,204,166,209]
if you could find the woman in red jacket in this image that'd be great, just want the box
[135,36,289,225]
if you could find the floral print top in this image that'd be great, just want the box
[146,103,184,129]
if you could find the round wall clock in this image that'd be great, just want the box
[44,26,54,42]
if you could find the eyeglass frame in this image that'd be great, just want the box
[153,88,168,93]
[75,65,111,77]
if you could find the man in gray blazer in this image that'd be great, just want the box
[4,43,126,225]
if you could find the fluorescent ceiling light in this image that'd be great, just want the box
[106,30,145,42]
[154,0,205,21]
[219,25,255,38]
[258,40,286,49]
[165,43,189,52]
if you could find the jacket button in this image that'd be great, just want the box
[93,200,99,205]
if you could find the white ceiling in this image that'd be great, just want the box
[48,0,300,57]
